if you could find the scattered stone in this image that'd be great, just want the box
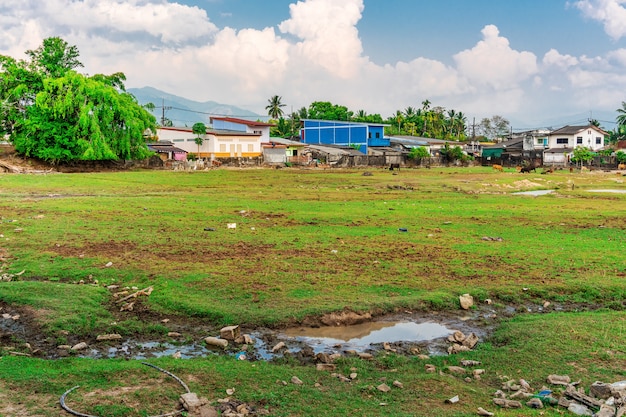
[447,366,466,374]
[543,301,551,308]
[519,379,531,391]
[104,261,113,267]
[448,344,471,354]
[71,342,88,351]
[492,398,522,408]
[96,334,122,341]
[590,381,613,399]
[473,369,485,378]
[462,333,479,349]
[484,299,492,304]
[220,325,240,341]
[350,373,358,380]
[204,337,228,348]
[291,376,303,385]
[568,402,593,416]
[597,404,617,417]
[460,360,481,367]
[377,383,391,392]
[547,374,571,385]
[271,342,286,352]
[168,332,182,338]
[452,331,466,342]
[161,318,170,323]
[425,364,436,373]
[564,385,602,409]
[57,345,71,350]
[180,392,203,413]
[226,388,235,396]
[445,395,459,404]
[172,351,181,359]
[526,397,543,408]
[392,380,403,388]
[477,407,494,416]
[358,352,373,360]
[316,364,336,372]
[417,354,430,360]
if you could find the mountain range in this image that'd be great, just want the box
[128,86,262,127]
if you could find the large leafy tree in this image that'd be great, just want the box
[0,37,156,163]
[307,101,352,121]
[265,95,286,119]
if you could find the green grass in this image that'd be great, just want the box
[0,167,625,416]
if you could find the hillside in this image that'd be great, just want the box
[128,86,262,127]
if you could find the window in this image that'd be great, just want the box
[556,138,568,145]
[576,137,583,144]
[375,132,380,138]
[595,137,601,144]
[253,130,262,135]
[368,132,371,139]
[220,144,226,152]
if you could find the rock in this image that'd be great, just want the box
[473,369,485,378]
[271,342,286,352]
[204,337,228,348]
[168,332,182,338]
[477,407,494,416]
[220,325,240,341]
[392,380,403,388]
[452,330,466,342]
[462,333,479,349]
[350,373,358,380]
[492,398,522,408]
[484,298,492,305]
[180,392,203,413]
[526,397,543,408]
[445,395,459,404]
[597,404,617,417]
[591,381,613,399]
[417,354,430,360]
[447,366,466,374]
[96,334,122,341]
[547,374,571,385]
[226,388,235,395]
[460,360,481,367]
[568,402,593,416]
[172,351,181,359]
[71,342,88,351]
[105,261,113,267]
[291,376,303,385]
[316,364,336,371]
[358,352,373,360]
[377,383,391,392]
[57,345,71,350]
[448,344,471,354]
[519,378,531,391]
[425,364,436,373]
[459,293,474,310]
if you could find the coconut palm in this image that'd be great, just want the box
[266,95,286,119]
[616,101,626,129]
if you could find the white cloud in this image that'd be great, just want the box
[573,0,626,40]
[543,49,579,69]
[453,25,538,90]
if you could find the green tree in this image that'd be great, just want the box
[479,115,510,141]
[307,101,351,121]
[266,95,286,119]
[616,102,626,132]
[616,150,626,164]
[0,37,156,163]
[571,146,595,166]
[408,146,430,161]
[192,122,206,156]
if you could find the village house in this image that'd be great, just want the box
[210,116,274,143]
[156,126,262,159]
[544,124,608,166]
[300,119,390,153]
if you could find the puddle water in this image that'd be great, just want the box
[512,190,554,196]
[587,189,626,194]
[278,321,453,354]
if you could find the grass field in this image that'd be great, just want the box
[0,166,625,416]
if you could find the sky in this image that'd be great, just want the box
[2,0,626,131]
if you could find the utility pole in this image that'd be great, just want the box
[161,98,172,126]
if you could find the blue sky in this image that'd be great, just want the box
[2,0,626,130]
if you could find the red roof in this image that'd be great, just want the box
[210,116,274,127]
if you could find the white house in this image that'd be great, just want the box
[156,126,262,159]
[210,117,274,143]
[548,125,607,152]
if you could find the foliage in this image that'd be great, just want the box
[307,101,352,121]
[270,116,299,138]
[408,146,430,160]
[265,95,286,119]
[478,115,510,141]
[192,122,206,154]
[0,37,156,163]
[382,100,466,140]
[616,150,626,164]
[571,146,595,165]
[438,143,466,164]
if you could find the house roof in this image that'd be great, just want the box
[210,116,275,127]
[550,124,608,136]
[544,147,574,154]
[156,126,260,137]
[146,142,187,154]
[302,119,390,127]
[269,137,307,147]
[482,137,524,150]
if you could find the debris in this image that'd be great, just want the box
[271,342,286,352]
[447,366,466,374]
[547,374,571,385]
[377,383,391,392]
[104,261,113,268]
[168,332,182,338]
[392,380,403,388]
[115,286,153,304]
[291,376,303,385]
[96,334,122,341]
[226,388,235,395]
[446,395,459,404]
[492,398,522,408]
[526,397,543,408]
[220,325,240,341]
[205,337,228,348]
[460,360,481,367]
[398,228,408,232]
[227,223,237,229]
[477,407,494,416]
[316,363,336,371]
[459,293,474,310]
[71,342,88,351]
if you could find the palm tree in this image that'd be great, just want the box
[616,101,626,128]
[421,99,431,112]
[403,106,416,120]
[266,95,286,119]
